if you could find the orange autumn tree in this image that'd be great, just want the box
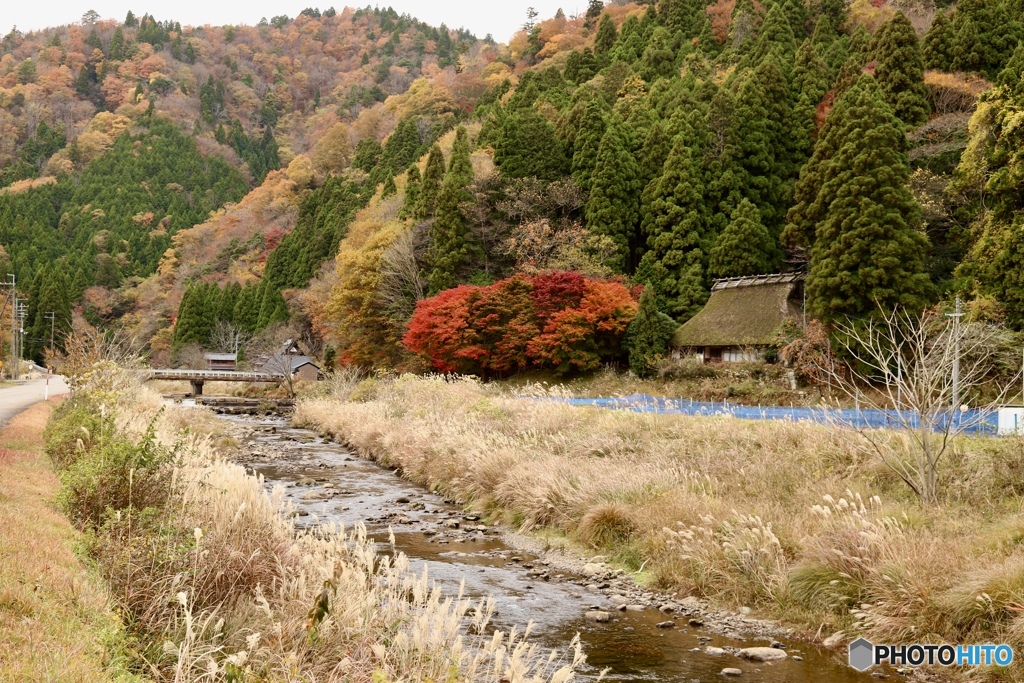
[403,271,638,376]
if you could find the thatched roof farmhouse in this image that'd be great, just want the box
[673,273,804,363]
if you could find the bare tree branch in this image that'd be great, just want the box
[818,307,1018,503]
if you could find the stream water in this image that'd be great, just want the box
[224,412,881,682]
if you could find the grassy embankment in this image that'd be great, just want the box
[296,374,1024,682]
[34,369,584,682]
[0,399,139,682]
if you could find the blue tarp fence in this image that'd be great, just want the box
[550,395,999,436]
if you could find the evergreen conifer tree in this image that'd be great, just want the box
[571,99,608,191]
[640,27,677,82]
[415,144,446,219]
[750,3,797,67]
[805,76,933,320]
[951,16,984,73]
[585,116,643,272]
[174,284,211,346]
[783,0,809,40]
[494,108,569,180]
[923,9,956,70]
[792,39,831,163]
[626,286,678,378]
[401,165,421,219]
[594,14,618,58]
[635,133,712,319]
[425,127,474,294]
[874,12,930,127]
[708,199,778,278]
[233,284,260,333]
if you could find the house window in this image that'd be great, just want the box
[706,347,723,364]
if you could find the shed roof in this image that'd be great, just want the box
[673,274,803,348]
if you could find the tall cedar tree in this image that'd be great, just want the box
[635,133,712,320]
[571,99,608,191]
[806,76,932,320]
[709,199,778,278]
[425,127,474,294]
[640,27,677,82]
[791,39,831,163]
[784,68,864,251]
[594,14,618,58]
[585,116,642,273]
[626,285,678,378]
[873,12,930,127]
[923,10,955,70]
[494,108,569,180]
[658,0,704,37]
[733,55,796,239]
[750,3,797,68]
[952,0,1023,78]
[400,165,421,219]
[415,144,446,219]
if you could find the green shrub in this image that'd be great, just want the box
[43,395,107,471]
[56,422,171,529]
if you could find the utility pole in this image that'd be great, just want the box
[0,274,13,378]
[10,288,18,381]
[947,297,963,413]
[44,312,55,359]
[15,300,28,379]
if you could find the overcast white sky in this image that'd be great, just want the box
[2,1,579,42]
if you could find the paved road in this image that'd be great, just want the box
[0,377,69,426]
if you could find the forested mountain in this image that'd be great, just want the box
[2,0,1024,372]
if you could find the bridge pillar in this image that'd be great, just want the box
[190,380,204,397]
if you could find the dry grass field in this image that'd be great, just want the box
[296,374,1024,681]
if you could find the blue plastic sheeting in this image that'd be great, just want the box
[551,395,999,436]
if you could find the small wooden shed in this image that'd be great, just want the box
[204,352,237,371]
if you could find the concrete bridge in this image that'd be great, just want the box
[143,369,284,396]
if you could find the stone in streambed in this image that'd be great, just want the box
[721,668,743,677]
[585,610,611,623]
[738,647,788,662]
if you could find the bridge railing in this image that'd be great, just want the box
[140,369,286,382]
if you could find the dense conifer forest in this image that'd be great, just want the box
[1,0,1023,372]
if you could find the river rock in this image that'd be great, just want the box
[721,668,743,677]
[581,562,605,576]
[656,621,675,629]
[658,603,675,613]
[625,604,646,611]
[585,610,611,623]
[738,647,788,662]
[688,618,704,627]
[822,631,845,649]
[443,519,460,529]
[705,646,727,656]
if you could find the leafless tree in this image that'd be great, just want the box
[244,323,300,397]
[376,227,426,321]
[818,307,1018,504]
[47,322,144,394]
[207,320,251,355]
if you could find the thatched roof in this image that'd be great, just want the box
[673,273,803,348]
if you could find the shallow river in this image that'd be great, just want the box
[225,413,880,682]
